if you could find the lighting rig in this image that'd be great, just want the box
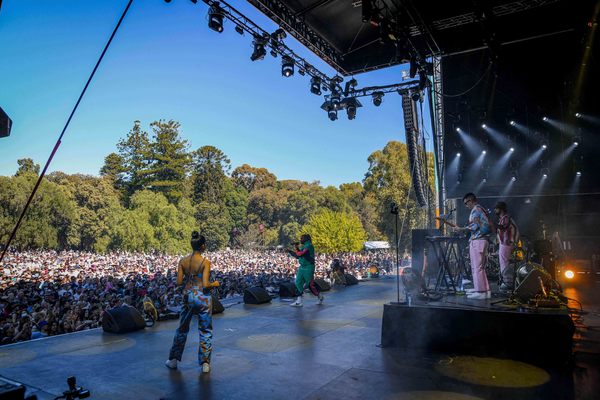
[169,0,426,121]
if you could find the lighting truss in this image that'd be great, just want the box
[198,0,334,87]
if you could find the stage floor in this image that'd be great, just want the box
[1,277,599,400]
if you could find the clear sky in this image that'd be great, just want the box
[0,0,427,187]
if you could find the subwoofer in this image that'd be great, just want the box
[313,278,331,292]
[279,281,299,298]
[514,262,551,302]
[243,287,271,304]
[344,274,359,285]
[212,294,224,314]
[102,305,146,333]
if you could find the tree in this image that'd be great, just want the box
[194,201,232,250]
[144,120,190,204]
[15,158,40,176]
[191,145,230,205]
[100,152,127,193]
[303,209,366,253]
[231,164,277,192]
[117,120,152,198]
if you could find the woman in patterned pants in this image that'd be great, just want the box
[165,232,220,373]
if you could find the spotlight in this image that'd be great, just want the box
[543,173,548,178]
[510,147,515,152]
[456,152,461,157]
[456,127,460,132]
[343,97,362,120]
[372,92,384,107]
[328,109,337,121]
[411,90,421,102]
[574,141,579,147]
[250,35,267,61]
[281,56,294,77]
[564,270,575,279]
[542,144,547,150]
[576,171,582,176]
[541,168,549,178]
[575,113,582,118]
[234,25,244,35]
[481,123,487,129]
[310,76,322,95]
[482,150,487,155]
[510,120,515,126]
[331,95,341,110]
[208,3,225,33]
[511,176,517,181]
[542,116,548,121]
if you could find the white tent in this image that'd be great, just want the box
[364,241,391,250]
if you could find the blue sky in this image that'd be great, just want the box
[0,0,427,187]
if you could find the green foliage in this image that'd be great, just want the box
[16,158,40,176]
[231,164,277,192]
[117,120,152,198]
[191,145,230,204]
[303,209,367,253]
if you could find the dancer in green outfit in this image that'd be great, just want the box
[288,234,324,307]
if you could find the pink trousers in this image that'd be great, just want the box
[469,239,490,292]
[499,244,514,285]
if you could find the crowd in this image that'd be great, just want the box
[0,248,395,345]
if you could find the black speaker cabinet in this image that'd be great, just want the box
[314,278,331,292]
[212,294,224,314]
[243,287,272,304]
[344,274,359,285]
[0,107,12,138]
[514,267,551,303]
[279,281,299,298]
[102,305,146,333]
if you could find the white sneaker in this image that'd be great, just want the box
[317,294,324,305]
[290,300,303,307]
[165,359,178,369]
[467,291,491,300]
[465,288,478,293]
[202,363,210,373]
[462,279,472,285]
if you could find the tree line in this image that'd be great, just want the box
[0,120,433,254]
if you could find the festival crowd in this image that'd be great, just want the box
[0,249,394,345]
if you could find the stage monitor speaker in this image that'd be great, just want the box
[411,229,440,277]
[0,376,26,400]
[344,274,359,285]
[314,278,331,292]
[243,287,271,304]
[212,294,224,314]
[0,107,12,138]
[102,305,145,333]
[514,265,551,302]
[279,281,298,298]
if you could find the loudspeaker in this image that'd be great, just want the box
[514,264,551,302]
[0,107,12,138]
[411,229,440,276]
[243,287,271,304]
[102,305,146,333]
[212,294,224,314]
[344,274,359,285]
[314,278,331,292]
[279,281,298,298]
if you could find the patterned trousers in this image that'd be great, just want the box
[469,239,490,292]
[168,288,213,365]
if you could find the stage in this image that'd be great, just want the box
[1,277,599,400]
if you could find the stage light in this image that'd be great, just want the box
[481,123,487,129]
[510,120,516,126]
[456,152,461,157]
[411,90,421,102]
[331,95,341,110]
[235,25,244,35]
[456,127,460,132]
[482,150,487,155]
[511,176,517,181]
[543,173,548,178]
[510,147,515,152]
[310,76,322,95]
[281,56,294,77]
[482,178,487,183]
[576,171,582,176]
[250,36,267,61]
[575,113,582,118]
[542,116,548,121]
[372,92,384,107]
[328,109,337,121]
[574,141,579,147]
[564,270,575,279]
[208,3,225,33]
[542,144,547,150]
[343,97,362,120]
